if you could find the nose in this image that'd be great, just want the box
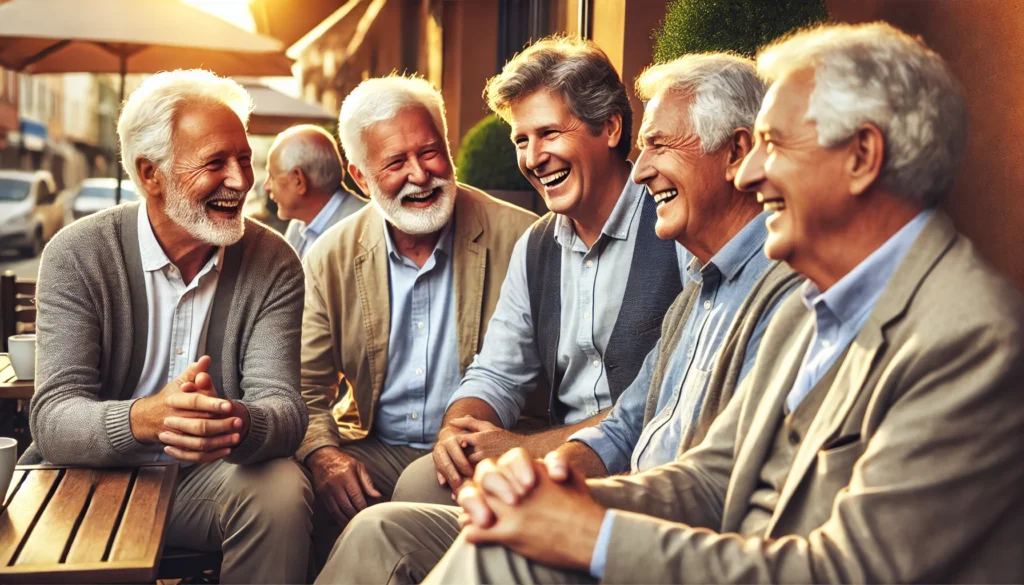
[407,157,429,186]
[632,147,656,185]
[224,158,253,193]
[523,137,547,173]
[734,143,766,194]
[262,174,271,195]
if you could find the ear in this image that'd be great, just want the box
[724,128,754,183]
[293,168,308,196]
[846,123,885,196]
[136,158,165,200]
[349,163,370,194]
[604,110,624,150]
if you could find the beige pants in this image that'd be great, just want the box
[309,437,430,570]
[314,501,593,585]
[391,452,457,505]
[167,457,314,585]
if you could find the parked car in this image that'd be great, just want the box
[70,178,138,220]
[0,170,63,257]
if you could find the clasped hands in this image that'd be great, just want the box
[129,355,249,462]
[453,447,608,572]
[432,415,528,491]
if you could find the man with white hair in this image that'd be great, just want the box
[264,124,366,259]
[407,22,1024,584]
[25,70,313,584]
[296,74,537,561]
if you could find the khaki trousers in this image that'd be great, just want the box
[391,452,457,505]
[314,502,593,585]
[309,437,430,570]
[167,457,314,585]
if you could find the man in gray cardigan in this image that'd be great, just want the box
[26,70,312,584]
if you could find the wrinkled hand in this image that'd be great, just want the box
[432,421,476,491]
[307,446,382,523]
[450,416,525,466]
[455,448,605,572]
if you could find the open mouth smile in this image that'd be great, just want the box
[538,169,570,188]
[401,187,441,206]
[652,188,678,207]
[206,198,242,215]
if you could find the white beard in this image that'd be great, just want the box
[163,180,247,247]
[368,175,456,236]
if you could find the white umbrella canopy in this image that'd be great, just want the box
[237,79,335,136]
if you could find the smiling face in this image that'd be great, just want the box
[633,91,736,245]
[162,102,253,246]
[350,105,456,236]
[735,69,852,268]
[509,90,618,219]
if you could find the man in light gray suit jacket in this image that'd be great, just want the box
[265,124,366,259]
[341,23,1024,584]
[26,71,313,584]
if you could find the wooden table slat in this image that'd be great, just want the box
[15,470,93,566]
[0,356,34,400]
[109,466,174,564]
[65,471,131,564]
[4,470,25,507]
[0,469,60,566]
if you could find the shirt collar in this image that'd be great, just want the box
[801,208,934,324]
[382,212,455,263]
[553,176,644,249]
[705,211,771,282]
[137,198,223,275]
[303,189,347,239]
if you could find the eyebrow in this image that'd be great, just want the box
[638,131,665,148]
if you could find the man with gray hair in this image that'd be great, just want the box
[414,22,1024,584]
[25,70,312,583]
[264,124,366,259]
[297,74,537,564]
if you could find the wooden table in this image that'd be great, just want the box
[0,355,33,400]
[0,463,178,583]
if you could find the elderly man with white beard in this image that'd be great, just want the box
[297,74,537,566]
[23,70,313,583]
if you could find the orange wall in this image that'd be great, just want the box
[828,0,1024,291]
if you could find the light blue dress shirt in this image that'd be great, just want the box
[294,190,346,259]
[589,208,934,579]
[447,180,690,429]
[373,219,462,449]
[570,212,782,474]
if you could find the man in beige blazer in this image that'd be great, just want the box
[326,23,1024,584]
[298,75,537,562]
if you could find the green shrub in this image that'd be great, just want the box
[653,0,828,61]
[456,115,533,191]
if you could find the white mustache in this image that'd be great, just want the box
[396,177,448,201]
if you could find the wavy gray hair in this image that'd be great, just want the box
[269,125,344,193]
[118,69,253,193]
[757,22,968,207]
[338,75,449,173]
[485,36,633,159]
[635,53,765,153]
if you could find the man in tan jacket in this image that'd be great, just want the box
[297,75,537,560]
[324,23,1024,584]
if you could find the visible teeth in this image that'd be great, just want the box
[208,200,239,209]
[653,189,678,205]
[763,200,785,212]
[404,190,434,201]
[538,170,569,185]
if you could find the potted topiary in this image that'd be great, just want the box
[456,114,545,214]
[653,0,829,60]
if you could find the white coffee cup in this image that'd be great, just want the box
[0,437,16,506]
[7,334,35,381]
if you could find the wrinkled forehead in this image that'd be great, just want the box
[172,103,250,157]
[363,106,444,156]
[756,69,814,133]
[639,89,695,137]
[508,89,575,134]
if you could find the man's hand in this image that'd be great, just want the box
[432,422,476,491]
[450,416,525,465]
[455,448,605,572]
[306,446,382,523]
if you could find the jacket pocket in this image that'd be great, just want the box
[816,436,864,475]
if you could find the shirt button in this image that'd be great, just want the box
[417,322,424,329]
[584,311,590,320]
[592,359,600,368]
[821,338,831,348]
[411,413,419,420]
[176,348,183,355]
[415,368,423,376]
[586,260,593,268]
[704,300,712,310]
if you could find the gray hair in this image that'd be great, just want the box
[635,53,766,153]
[269,125,344,193]
[338,75,449,172]
[485,36,633,159]
[118,69,253,192]
[757,22,968,206]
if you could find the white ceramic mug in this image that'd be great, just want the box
[7,334,35,381]
[0,437,16,506]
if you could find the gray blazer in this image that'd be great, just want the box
[589,211,1024,583]
[24,203,308,467]
[284,189,367,253]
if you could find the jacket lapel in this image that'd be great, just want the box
[451,188,486,373]
[353,207,391,428]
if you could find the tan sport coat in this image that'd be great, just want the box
[297,184,538,462]
[590,211,1024,583]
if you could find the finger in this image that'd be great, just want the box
[180,382,198,393]
[163,416,241,437]
[436,471,447,487]
[474,459,518,505]
[181,356,212,383]
[158,430,240,452]
[356,465,382,498]
[318,489,347,526]
[466,449,488,465]
[341,473,369,511]
[497,448,537,492]
[445,438,475,478]
[330,484,359,520]
[167,392,233,415]
[457,512,472,529]
[163,445,231,462]
[544,451,571,483]
[433,444,465,490]
[194,372,217,395]
[449,416,493,432]
[456,484,494,528]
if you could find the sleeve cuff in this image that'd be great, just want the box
[589,509,617,579]
[447,387,519,430]
[106,398,150,456]
[227,402,270,464]
[569,427,632,476]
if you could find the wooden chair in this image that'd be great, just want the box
[0,270,36,352]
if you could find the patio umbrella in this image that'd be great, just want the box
[0,0,294,202]
[236,79,336,136]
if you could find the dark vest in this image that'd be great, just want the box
[525,193,682,424]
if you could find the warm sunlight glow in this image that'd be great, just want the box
[182,0,256,32]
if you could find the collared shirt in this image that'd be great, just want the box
[570,212,779,474]
[294,189,347,259]
[589,208,935,579]
[373,218,461,449]
[448,180,690,429]
[134,199,223,461]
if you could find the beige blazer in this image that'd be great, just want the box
[297,184,538,461]
[589,211,1024,583]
